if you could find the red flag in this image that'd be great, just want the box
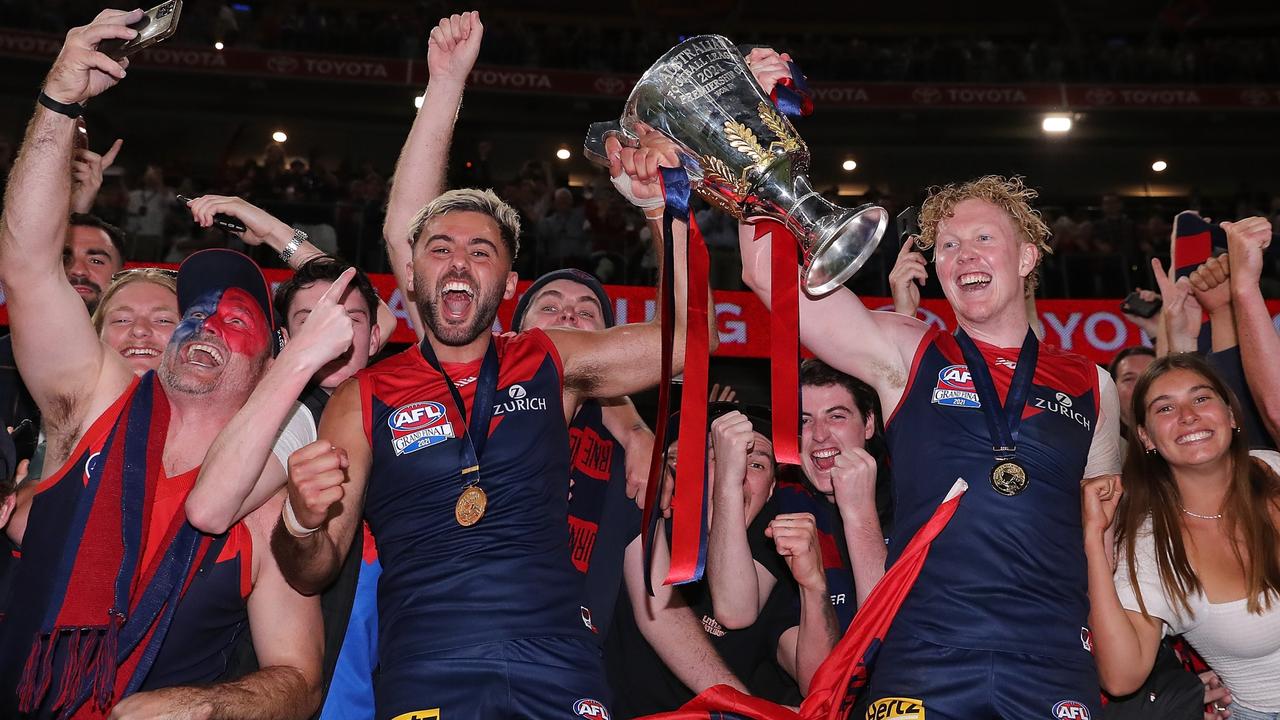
[637,479,969,720]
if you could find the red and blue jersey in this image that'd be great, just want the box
[357,330,592,664]
[773,477,858,632]
[884,328,1100,660]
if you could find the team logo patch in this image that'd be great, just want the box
[82,450,102,486]
[390,710,439,720]
[866,697,925,720]
[1052,700,1091,720]
[388,401,455,456]
[580,606,597,633]
[931,364,981,408]
[573,698,610,719]
[1080,626,1093,652]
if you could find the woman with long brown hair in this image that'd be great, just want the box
[1084,353,1280,718]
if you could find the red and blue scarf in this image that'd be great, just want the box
[11,373,213,718]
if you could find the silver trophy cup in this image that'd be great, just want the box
[585,35,887,295]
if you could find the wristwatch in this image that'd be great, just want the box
[279,228,307,264]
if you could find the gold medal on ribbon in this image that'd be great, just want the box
[455,484,487,526]
[990,461,1028,496]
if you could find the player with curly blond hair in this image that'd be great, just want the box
[738,174,1121,718]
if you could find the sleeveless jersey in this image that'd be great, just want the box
[0,385,250,713]
[885,328,1100,659]
[567,400,640,640]
[773,477,857,631]
[358,331,591,663]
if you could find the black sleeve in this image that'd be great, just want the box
[747,500,790,584]
[1207,345,1276,451]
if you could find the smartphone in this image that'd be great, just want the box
[98,0,183,61]
[9,419,38,464]
[176,194,247,233]
[1171,210,1226,280]
[897,206,921,246]
[1120,291,1162,319]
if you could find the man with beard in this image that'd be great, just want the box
[738,176,1120,718]
[0,11,361,717]
[274,130,707,716]
[0,212,124,431]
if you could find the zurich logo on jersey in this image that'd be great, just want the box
[388,401,455,456]
[1052,700,1091,720]
[931,364,981,408]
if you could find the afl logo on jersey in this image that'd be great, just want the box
[1052,700,1091,720]
[388,401,455,456]
[572,698,610,719]
[931,364,981,409]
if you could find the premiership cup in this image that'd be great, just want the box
[585,34,887,295]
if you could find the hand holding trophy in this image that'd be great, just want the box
[585,35,887,295]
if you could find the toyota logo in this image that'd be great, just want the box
[267,55,299,74]
[911,87,942,105]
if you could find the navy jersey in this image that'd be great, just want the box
[568,400,640,639]
[773,477,857,631]
[358,330,592,664]
[885,328,1100,660]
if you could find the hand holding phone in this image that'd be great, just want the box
[177,194,247,233]
[1120,290,1162,319]
[98,0,183,61]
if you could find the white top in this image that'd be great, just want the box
[1114,517,1280,711]
[1085,366,1123,478]
[271,402,317,471]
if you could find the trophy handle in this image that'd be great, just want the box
[583,120,638,168]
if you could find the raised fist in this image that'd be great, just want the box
[285,440,350,529]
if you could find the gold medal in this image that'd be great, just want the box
[990,461,1028,496]
[455,484,487,526]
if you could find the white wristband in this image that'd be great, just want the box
[282,495,320,538]
[610,171,666,211]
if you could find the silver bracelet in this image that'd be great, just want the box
[279,228,307,264]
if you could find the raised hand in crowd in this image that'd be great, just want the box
[709,382,737,403]
[744,47,795,96]
[889,235,928,317]
[282,439,350,536]
[765,511,838,694]
[1224,216,1280,443]
[70,122,122,214]
[428,11,483,84]
[1151,257,1201,355]
[605,122,682,213]
[42,8,140,106]
[1188,253,1237,351]
[185,194,324,268]
[1121,287,1161,341]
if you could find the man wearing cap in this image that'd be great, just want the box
[0,11,357,718]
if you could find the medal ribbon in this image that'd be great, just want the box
[953,328,1039,462]
[419,337,501,484]
[770,62,814,118]
[751,219,801,466]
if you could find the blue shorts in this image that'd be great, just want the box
[864,632,1101,720]
[374,637,609,720]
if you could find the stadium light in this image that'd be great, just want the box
[842,159,857,172]
[1041,115,1072,134]
[1151,160,1168,172]
[214,41,224,51]
[556,147,572,161]
[272,131,288,143]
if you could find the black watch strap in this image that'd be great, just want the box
[38,91,84,119]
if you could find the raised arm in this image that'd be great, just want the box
[1081,474,1163,696]
[186,268,357,534]
[622,534,749,695]
[739,223,925,410]
[769,513,839,695]
[598,396,655,508]
[1225,217,1280,441]
[829,447,887,606]
[705,412,777,628]
[0,11,141,434]
[271,379,371,595]
[549,129,717,402]
[384,12,483,340]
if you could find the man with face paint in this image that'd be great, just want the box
[0,12,361,718]
[738,175,1122,718]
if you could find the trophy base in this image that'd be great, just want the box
[802,203,888,296]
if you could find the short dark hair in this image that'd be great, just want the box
[69,212,127,257]
[1109,345,1156,378]
[274,256,380,326]
[800,358,882,431]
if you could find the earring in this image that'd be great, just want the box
[1145,447,1156,455]
[1233,426,1242,434]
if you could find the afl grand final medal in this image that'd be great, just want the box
[990,461,1028,496]
[455,484,487,527]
